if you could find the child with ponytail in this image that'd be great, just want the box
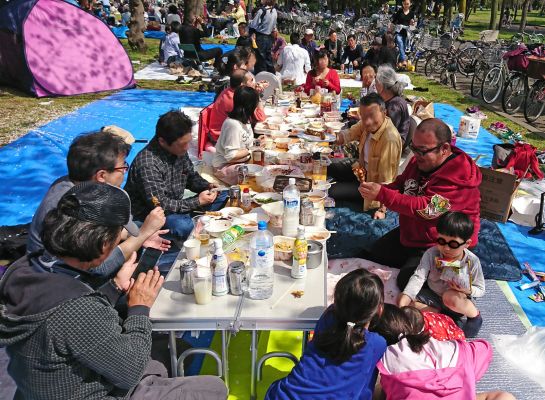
[373,304,514,400]
[265,269,387,400]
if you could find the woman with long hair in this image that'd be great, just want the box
[302,49,341,95]
[264,269,386,399]
[212,86,260,185]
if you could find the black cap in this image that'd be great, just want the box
[62,182,139,237]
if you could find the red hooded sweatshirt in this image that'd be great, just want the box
[376,146,482,248]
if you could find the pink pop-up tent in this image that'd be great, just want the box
[0,0,135,97]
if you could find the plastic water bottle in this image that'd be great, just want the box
[248,221,274,300]
[282,178,300,237]
[348,61,353,74]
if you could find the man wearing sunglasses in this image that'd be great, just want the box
[359,118,482,290]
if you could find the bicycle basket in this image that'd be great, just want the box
[483,47,505,65]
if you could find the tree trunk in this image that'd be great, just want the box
[421,0,427,19]
[184,0,205,23]
[489,0,498,29]
[128,0,147,52]
[442,0,453,31]
[519,0,530,31]
[499,0,506,29]
[459,0,467,15]
[465,0,473,21]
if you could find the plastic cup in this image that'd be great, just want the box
[184,239,201,260]
[193,268,212,305]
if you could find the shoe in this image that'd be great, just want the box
[463,313,483,338]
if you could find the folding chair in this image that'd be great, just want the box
[179,43,211,76]
[198,103,214,159]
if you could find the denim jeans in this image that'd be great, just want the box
[395,33,407,62]
[164,192,227,242]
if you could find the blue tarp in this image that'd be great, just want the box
[0,92,543,324]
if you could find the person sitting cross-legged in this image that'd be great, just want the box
[0,182,228,400]
[125,111,227,242]
[27,130,170,279]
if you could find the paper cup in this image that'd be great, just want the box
[184,239,201,260]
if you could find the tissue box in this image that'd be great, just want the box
[458,116,481,139]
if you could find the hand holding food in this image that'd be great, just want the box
[352,166,366,182]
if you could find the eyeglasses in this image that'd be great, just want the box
[110,161,129,173]
[408,142,445,157]
[436,237,467,249]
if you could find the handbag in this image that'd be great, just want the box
[503,45,530,72]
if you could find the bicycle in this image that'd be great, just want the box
[481,56,509,104]
[501,70,528,115]
[524,79,545,123]
[470,46,504,99]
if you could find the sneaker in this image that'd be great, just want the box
[463,313,483,338]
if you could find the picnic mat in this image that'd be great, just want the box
[0,89,215,227]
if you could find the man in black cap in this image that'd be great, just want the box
[0,182,228,400]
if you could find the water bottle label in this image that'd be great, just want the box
[284,199,300,209]
[253,248,274,269]
[213,274,228,295]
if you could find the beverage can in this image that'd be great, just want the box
[228,261,246,295]
[228,185,241,207]
[237,165,249,185]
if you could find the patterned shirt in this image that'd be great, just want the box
[125,138,210,220]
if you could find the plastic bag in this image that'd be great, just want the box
[493,327,545,390]
[437,258,471,291]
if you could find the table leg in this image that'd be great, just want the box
[302,331,309,353]
[168,331,178,377]
[250,330,257,400]
[221,330,230,390]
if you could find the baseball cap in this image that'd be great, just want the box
[305,29,314,35]
[62,182,140,237]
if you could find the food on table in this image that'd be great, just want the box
[205,211,223,217]
[239,220,258,229]
[352,166,366,182]
[255,197,278,204]
[291,290,305,298]
[309,233,327,241]
[151,196,160,207]
[274,241,293,251]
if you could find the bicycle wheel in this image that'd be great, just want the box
[470,63,487,98]
[481,66,504,104]
[456,47,483,77]
[502,74,526,115]
[424,51,446,78]
[524,80,545,123]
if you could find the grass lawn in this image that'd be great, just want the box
[2,33,545,149]
[462,9,545,41]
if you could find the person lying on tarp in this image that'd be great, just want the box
[125,111,227,242]
[0,183,228,400]
[329,93,402,216]
[27,129,170,281]
[358,118,482,291]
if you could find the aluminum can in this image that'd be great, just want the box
[300,199,315,226]
[228,261,246,295]
[228,185,241,207]
[237,165,249,184]
[179,259,197,294]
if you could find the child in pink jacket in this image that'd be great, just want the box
[372,304,515,400]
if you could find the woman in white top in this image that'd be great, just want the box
[213,86,260,185]
[166,4,182,25]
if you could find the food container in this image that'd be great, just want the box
[304,227,331,244]
[206,220,232,237]
[273,236,295,261]
[275,137,291,150]
[261,201,284,228]
[266,116,284,130]
[307,240,323,269]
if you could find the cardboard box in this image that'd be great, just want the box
[479,167,521,223]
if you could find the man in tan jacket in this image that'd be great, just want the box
[329,93,402,218]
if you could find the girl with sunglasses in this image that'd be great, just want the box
[397,211,485,338]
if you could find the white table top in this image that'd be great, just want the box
[150,255,242,331]
[150,241,327,332]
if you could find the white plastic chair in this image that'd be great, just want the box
[255,71,282,102]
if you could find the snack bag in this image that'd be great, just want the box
[436,258,471,292]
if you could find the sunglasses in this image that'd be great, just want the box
[111,161,129,173]
[436,237,467,249]
[408,142,445,157]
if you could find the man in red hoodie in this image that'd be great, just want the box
[359,118,482,290]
